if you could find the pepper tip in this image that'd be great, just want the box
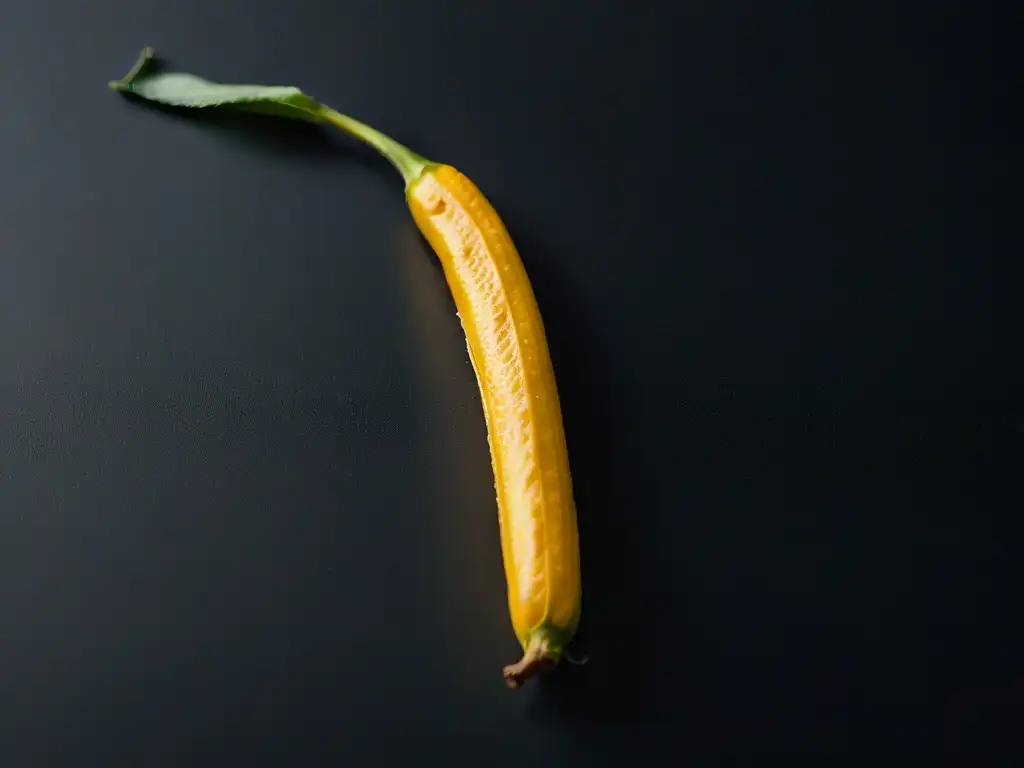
[502,633,561,690]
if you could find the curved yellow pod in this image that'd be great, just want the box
[407,166,582,687]
[110,48,582,687]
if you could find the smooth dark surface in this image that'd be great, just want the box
[1,1,1007,764]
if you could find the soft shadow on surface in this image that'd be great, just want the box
[110,90,670,719]
[504,228,666,725]
[111,96,388,174]
[403,213,666,723]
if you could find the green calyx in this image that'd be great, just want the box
[109,47,434,186]
[525,622,575,662]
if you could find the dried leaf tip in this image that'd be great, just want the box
[109,46,156,91]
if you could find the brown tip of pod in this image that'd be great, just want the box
[502,633,561,690]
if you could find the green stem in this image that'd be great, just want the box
[318,107,433,187]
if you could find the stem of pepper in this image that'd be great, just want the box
[318,106,433,187]
[502,627,564,689]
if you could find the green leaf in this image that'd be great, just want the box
[108,46,326,123]
[109,47,435,185]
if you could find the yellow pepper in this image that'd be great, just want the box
[111,48,583,687]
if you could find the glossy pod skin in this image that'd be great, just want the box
[107,49,582,687]
[407,166,582,687]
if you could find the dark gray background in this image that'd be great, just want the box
[1,1,1007,764]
